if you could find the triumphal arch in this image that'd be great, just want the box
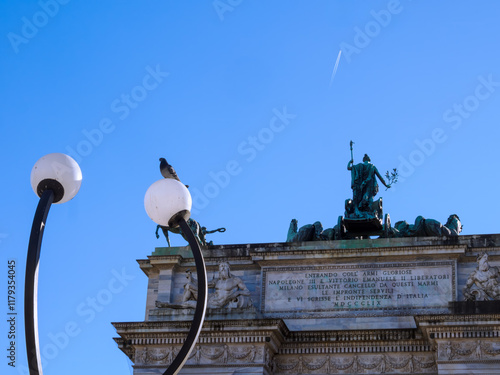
[114,153,500,374]
[113,233,500,374]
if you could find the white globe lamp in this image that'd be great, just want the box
[144,178,192,227]
[30,153,82,203]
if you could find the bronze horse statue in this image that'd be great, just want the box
[156,218,225,247]
[286,219,336,242]
[392,214,462,237]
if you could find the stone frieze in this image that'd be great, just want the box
[274,353,437,374]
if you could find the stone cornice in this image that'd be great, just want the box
[113,318,289,335]
[113,318,288,356]
[286,329,418,342]
[138,233,500,269]
[415,313,500,323]
[252,245,466,263]
[415,314,500,342]
[138,256,182,275]
[143,233,500,259]
[279,340,433,354]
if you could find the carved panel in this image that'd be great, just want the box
[438,340,500,361]
[134,344,263,367]
[262,261,455,317]
[463,252,500,301]
[274,353,437,374]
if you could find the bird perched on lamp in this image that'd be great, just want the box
[159,158,189,188]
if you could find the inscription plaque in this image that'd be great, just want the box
[262,261,455,315]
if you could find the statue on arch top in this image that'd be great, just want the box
[346,141,394,219]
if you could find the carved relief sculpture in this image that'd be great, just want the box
[182,269,198,303]
[207,262,253,309]
[274,353,436,374]
[439,339,500,361]
[156,261,254,309]
[463,252,500,301]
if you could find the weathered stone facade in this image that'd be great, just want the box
[113,235,500,374]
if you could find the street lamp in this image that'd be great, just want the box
[144,178,208,375]
[26,153,82,375]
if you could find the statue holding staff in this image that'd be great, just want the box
[347,141,391,218]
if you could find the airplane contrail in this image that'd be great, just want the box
[329,50,342,87]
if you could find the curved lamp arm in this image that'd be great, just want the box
[163,218,208,375]
[144,177,208,374]
[25,153,82,375]
[25,189,55,375]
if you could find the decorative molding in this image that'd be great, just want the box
[253,245,466,261]
[287,329,418,342]
[274,353,437,374]
[438,340,500,361]
[279,343,433,356]
[134,344,262,366]
[416,313,500,323]
[429,328,500,340]
[124,335,273,346]
[113,318,288,331]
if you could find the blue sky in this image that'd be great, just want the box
[2,1,500,374]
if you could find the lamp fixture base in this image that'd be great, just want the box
[36,179,64,203]
[168,210,190,228]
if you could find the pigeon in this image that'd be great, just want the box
[159,158,180,180]
[159,158,189,187]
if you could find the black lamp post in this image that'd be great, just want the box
[144,178,208,375]
[26,153,82,375]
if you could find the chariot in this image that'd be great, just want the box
[335,197,391,240]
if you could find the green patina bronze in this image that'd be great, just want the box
[286,219,336,242]
[347,150,390,219]
[285,141,462,241]
[155,218,226,247]
[390,214,462,237]
[287,219,323,242]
